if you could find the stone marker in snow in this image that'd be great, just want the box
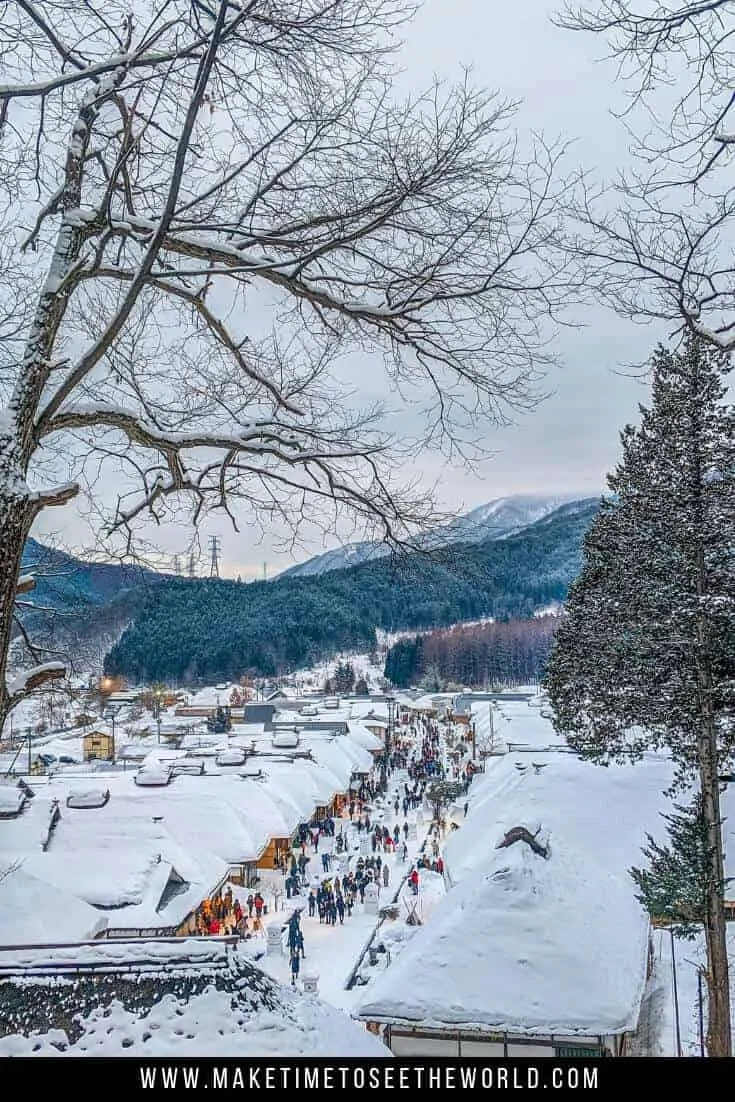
[302,973,319,994]
[266,923,284,955]
[364,882,379,915]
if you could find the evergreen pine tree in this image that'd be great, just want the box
[333,661,355,694]
[544,335,735,1056]
[631,796,712,939]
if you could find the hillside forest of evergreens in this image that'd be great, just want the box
[103,503,596,683]
[383,615,561,689]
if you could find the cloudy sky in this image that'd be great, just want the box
[34,0,663,578]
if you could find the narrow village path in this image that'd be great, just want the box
[257,714,456,1012]
[258,770,431,1009]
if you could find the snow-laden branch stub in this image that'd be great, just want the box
[28,482,79,510]
[7,662,66,699]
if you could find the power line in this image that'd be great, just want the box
[209,536,222,578]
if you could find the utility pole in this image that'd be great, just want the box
[386,695,395,759]
[172,554,181,576]
[263,561,267,582]
[188,551,197,579]
[208,536,221,578]
[155,689,163,744]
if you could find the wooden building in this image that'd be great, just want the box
[82,729,115,762]
[257,831,297,872]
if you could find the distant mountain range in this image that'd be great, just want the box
[14,538,166,669]
[105,497,601,684]
[279,493,597,578]
[21,537,163,610]
[16,491,601,681]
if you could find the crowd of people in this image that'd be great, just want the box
[191,886,267,937]
[186,706,478,967]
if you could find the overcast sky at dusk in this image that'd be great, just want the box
[33,0,664,578]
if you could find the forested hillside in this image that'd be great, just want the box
[104,501,597,683]
[384,615,561,689]
[22,537,162,610]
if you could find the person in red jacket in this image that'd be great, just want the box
[409,867,419,896]
[208,916,221,935]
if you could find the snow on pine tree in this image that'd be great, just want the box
[544,335,735,1057]
[0,1,578,730]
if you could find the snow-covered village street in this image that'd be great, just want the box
[0,678,724,1058]
[2,0,735,1074]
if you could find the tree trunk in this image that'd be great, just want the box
[698,724,731,1056]
[0,489,35,729]
[696,538,732,1056]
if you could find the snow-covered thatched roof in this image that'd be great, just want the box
[0,941,390,1058]
[358,751,673,1038]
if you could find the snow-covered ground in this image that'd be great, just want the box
[256,787,437,1013]
[6,677,731,1057]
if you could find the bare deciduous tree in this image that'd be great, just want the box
[0,0,576,725]
[558,0,735,352]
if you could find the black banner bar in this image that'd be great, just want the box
[0,1057,721,1090]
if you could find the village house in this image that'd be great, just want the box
[82,728,115,763]
[357,750,673,1058]
[0,712,379,945]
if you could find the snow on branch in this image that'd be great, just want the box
[7,661,66,701]
[15,575,36,596]
[28,482,79,511]
[39,403,372,458]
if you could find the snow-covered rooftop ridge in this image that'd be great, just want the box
[0,935,234,973]
[358,752,673,1038]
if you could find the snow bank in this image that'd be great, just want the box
[65,788,109,809]
[135,764,172,786]
[0,786,25,816]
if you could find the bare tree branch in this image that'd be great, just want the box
[559,0,735,346]
[0,0,579,729]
